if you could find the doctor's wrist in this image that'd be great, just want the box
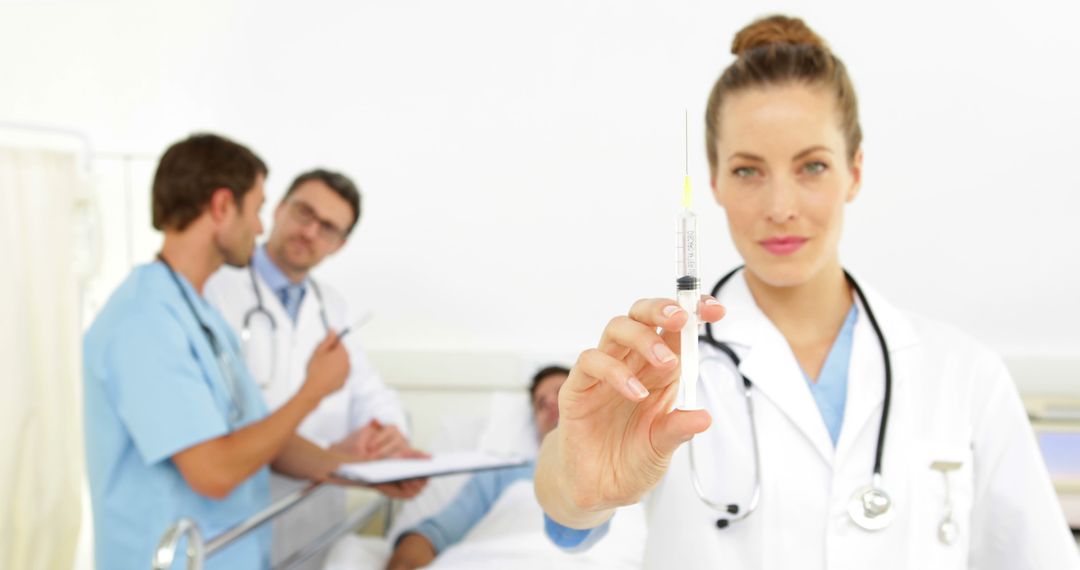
[290,385,325,414]
[536,433,615,530]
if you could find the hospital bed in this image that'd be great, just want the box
[153,351,1080,567]
[153,350,647,569]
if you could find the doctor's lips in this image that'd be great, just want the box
[759,236,808,255]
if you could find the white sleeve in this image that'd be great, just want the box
[202,267,254,338]
[202,269,238,329]
[968,355,1080,570]
[344,339,410,437]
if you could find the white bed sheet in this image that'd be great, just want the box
[326,481,646,570]
[323,391,647,569]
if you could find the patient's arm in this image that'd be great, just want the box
[401,469,505,555]
[387,465,533,565]
[387,467,527,567]
[386,533,436,570]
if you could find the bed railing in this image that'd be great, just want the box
[151,482,388,570]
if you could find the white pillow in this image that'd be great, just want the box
[477,391,539,459]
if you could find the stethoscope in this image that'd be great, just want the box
[239,264,330,388]
[158,255,247,424]
[691,266,897,533]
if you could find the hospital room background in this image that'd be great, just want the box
[1,0,1078,568]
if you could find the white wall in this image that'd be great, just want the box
[3,0,1078,360]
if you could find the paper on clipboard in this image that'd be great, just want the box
[333,451,528,485]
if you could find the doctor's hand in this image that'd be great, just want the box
[331,419,413,460]
[535,296,725,529]
[324,448,430,499]
[371,448,430,499]
[300,331,351,402]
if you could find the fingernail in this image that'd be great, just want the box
[627,377,650,399]
[653,343,677,363]
[662,305,683,317]
[705,298,722,306]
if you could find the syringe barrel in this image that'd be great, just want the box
[676,208,699,290]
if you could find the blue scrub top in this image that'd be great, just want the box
[83,262,271,570]
[803,304,858,446]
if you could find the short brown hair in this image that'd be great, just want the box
[152,133,268,231]
[529,365,570,402]
[705,15,862,179]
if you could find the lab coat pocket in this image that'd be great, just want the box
[907,440,974,569]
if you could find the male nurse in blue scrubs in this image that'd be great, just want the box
[83,133,425,569]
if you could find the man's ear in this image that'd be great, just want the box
[207,188,237,222]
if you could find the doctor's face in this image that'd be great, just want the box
[267,179,353,275]
[219,175,266,267]
[711,84,862,288]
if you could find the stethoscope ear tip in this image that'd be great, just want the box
[715,504,739,529]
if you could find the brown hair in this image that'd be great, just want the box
[529,365,570,402]
[152,133,268,231]
[705,15,862,178]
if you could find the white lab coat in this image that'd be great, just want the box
[204,264,409,569]
[638,271,1078,570]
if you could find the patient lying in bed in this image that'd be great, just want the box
[324,365,646,570]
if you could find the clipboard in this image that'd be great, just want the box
[333,451,529,485]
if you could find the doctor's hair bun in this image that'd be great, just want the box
[731,15,828,56]
[706,14,861,180]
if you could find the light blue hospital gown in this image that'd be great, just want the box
[405,462,535,553]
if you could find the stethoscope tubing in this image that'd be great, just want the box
[696,266,893,526]
[239,264,331,387]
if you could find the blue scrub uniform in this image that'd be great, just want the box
[84,262,271,569]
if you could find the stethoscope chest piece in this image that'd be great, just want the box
[847,480,894,531]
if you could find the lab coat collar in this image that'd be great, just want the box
[705,269,918,351]
[833,271,919,465]
[704,268,919,358]
[703,268,920,466]
[250,261,327,331]
[704,269,763,348]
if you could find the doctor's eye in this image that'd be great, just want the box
[732,166,759,178]
[801,161,828,175]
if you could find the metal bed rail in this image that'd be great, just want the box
[151,482,388,570]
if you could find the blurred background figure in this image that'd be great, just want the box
[205,168,417,569]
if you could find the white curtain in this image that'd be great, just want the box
[0,147,86,570]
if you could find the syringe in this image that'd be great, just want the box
[676,111,701,411]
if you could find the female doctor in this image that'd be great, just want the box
[534,15,1079,570]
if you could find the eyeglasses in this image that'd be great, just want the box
[287,199,347,243]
